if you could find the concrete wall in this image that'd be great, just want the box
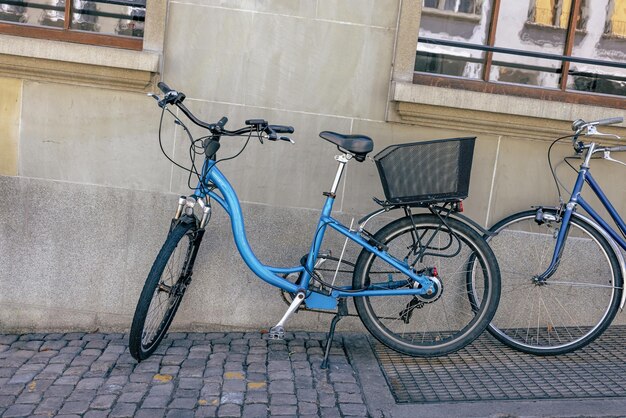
[1,1,625,333]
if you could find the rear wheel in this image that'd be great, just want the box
[129,220,199,361]
[484,209,623,355]
[353,214,500,357]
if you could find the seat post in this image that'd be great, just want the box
[329,154,351,195]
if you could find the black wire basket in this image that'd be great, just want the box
[374,137,476,206]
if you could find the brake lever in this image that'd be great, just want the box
[147,93,160,101]
[280,136,295,144]
[586,125,621,139]
[603,150,626,168]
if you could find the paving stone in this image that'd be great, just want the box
[76,377,105,390]
[84,410,111,418]
[167,409,195,418]
[242,403,268,417]
[44,384,74,397]
[269,404,298,415]
[318,392,337,407]
[110,402,137,417]
[90,394,117,409]
[320,406,342,417]
[174,388,200,398]
[136,408,165,418]
[15,391,42,404]
[296,389,318,403]
[33,396,64,415]
[217,403,241,417]
[195,405,218,417]
[222,379,246,392]
[221,391,244,405]
[0,384,25,396]
[66,389,97,402]
[2,403,35,417]
[141,395,170,408]
[298,401,319,415]
[0,335,19,345]
[268,380,295,394]
[245,390,268,404]
[118,390,145,403]
[338,391,365,403]
[8,371,38,384]
[58,400,90,415]
[169,396,198,409]
[270,393,297,405]
[339,402,368,416]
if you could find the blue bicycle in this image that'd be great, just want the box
[129,83,501,366]
[484,117,625,355]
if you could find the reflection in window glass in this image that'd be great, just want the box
[568,0,626,96]
[416,0,491,79]
[529,0,586,29]
[489,1,568,88]
[415,0,626,99]
[606,0,626,37]
[423,0,481,14]
[0,0,145,38]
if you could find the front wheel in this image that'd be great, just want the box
[129,220,200,361]
[483,209,623,355]
[353,214,500,357]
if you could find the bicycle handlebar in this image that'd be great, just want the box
[572,117,623,132]
[152,82,294,142]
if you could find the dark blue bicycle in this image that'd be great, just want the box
[484,117,625,355]
[128,83,501,366]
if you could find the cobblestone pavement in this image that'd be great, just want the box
[4,331,626,418]
[0,331,371,418]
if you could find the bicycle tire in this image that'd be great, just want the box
[483,209,623,355]
[353,214,500,357]
[129,220,198,361]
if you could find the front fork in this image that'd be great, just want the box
[167,196,209,291]
[533,204,572,283]
[173,195,212,229]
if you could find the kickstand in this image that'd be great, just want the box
[321,298,348,369]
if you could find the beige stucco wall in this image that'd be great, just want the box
[1,0,625,332]
[0,77,20,176]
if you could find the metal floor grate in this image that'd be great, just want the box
[372,325,626,404]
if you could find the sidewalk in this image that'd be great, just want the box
[1,331,625,418]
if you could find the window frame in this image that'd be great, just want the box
[413,0,626,108]
[0,0,164,92]
[0,0,145,50]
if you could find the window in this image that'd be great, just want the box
[414,0,626,105]
[0,0,146,50]
[424,0,482,15]
[606,0,626,37]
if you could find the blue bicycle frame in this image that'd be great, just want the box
[540,144,626,284]
[191,158,436,310]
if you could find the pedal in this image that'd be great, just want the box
[268,325,285,340]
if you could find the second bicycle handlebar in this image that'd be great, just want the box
[572,117,623,132]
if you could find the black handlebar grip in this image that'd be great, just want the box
[245,119,267,125]
[592,117,623,127]
[216,116,228,128]
[157,82,173,94]
[269,125,295,134]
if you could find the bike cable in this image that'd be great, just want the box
[547,134,576,205]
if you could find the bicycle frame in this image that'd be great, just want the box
[190,158,437,310]
[540,153,626,300]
